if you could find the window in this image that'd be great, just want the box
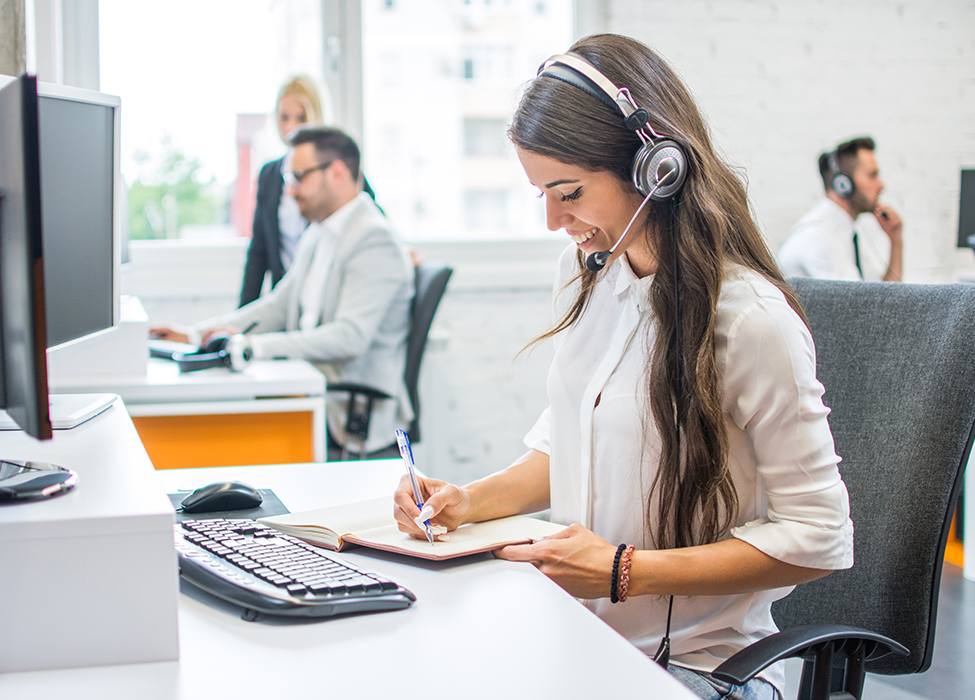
[98,0,575,242]
[361,0,574,240]
[99,0,324,241]
[463,118,507,157]
[464,190,510,230]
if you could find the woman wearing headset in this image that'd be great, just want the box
[394,34,853,700]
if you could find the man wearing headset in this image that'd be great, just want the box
[777,136,903,281]
[151,126,415,454]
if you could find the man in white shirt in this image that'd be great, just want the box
[778,137,903,281]
[152,127,415,454]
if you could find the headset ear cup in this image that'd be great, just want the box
[832,172,854,199]
[632,140,687,200]
[225,334,253,372]
[202,334,231,354]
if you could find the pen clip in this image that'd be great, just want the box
[396,429,422,501]
[396,429,414,463]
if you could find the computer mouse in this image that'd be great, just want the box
[179,480,264,514]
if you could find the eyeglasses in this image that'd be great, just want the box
[282,160,334,188]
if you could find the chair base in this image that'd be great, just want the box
[326,431,399,462]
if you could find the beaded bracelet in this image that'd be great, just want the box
[618,544,636,603]
[610,543,627,603]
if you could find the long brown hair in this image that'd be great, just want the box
[510,34,806,550]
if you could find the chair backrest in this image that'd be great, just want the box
[771,278,975,676]
[404,262,453,442]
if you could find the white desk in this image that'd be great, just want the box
[0,399,179,673]
[52,358,327,468]
[0,458,695,700]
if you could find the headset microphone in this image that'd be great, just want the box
[585,157,679,272]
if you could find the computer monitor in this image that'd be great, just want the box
[0,75,122,430]
[0,70,121,427]
[35,81,122,354]
[0,74,53,441]
[958,169,975,251]
[0,75,80,504]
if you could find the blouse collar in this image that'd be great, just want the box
[613,254,655,314]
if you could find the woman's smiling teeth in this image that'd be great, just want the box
[570,228,598,244]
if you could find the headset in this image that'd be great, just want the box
[537,52,688,272]
[174,333,253,373]
[827,149,855,199]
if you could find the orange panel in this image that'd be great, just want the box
[132,412,314,470]
[945,508,964,568]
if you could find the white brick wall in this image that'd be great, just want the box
[584,0,975,282]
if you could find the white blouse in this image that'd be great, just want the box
[777,197,887,282]
[524,246,854,693]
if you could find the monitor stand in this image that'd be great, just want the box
[0,393,116,431]
[0,459,77,503]
[0,395,105,504]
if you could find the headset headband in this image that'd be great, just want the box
[536,51,688,202]
[827,150,842,176]
[538,53,668,144]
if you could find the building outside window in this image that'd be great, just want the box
[361,0,573,240]
[99,0,324,241]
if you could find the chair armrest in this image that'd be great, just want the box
[326,382,392,401]
[711,624,909,685]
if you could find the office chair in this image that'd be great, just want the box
[712,278,975,700]
[327,262,453,461]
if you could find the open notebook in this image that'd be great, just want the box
[258,497,566,562]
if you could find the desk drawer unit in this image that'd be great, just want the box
[127,397,324,469]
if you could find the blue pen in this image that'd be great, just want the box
[396,429,434,545]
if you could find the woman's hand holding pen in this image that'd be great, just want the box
[497,523,619,600]
[393,475,471,541]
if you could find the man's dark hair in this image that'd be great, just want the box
[288,126,361,181]
[818,136,876,192]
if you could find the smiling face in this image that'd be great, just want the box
[517,148,656,275]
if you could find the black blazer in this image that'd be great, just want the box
[239,158,382,307]
[239,158,287,307]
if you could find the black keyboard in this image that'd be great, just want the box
[175,518,415,619]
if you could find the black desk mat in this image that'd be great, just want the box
[168,489,290,523]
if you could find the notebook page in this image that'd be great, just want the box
[347,514,567,560]
[259,496,393,537]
